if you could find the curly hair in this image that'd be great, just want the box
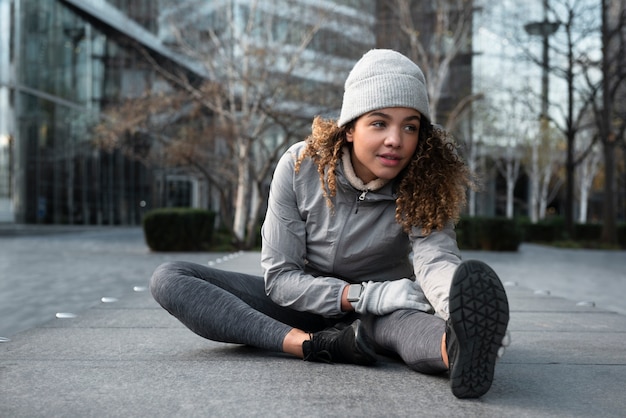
[295,116,474,235]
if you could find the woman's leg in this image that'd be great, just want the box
[150,261,328,353]
[363,309,447,374]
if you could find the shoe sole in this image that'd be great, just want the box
[352,319,377,366]
[448,260,509,398]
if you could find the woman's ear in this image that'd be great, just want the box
[346,127,354,143]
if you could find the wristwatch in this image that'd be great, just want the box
[347,284,364,303]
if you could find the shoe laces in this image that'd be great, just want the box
[305,326,346,363]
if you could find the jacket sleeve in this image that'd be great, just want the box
[261,147,347,318]
[410,224,462,320]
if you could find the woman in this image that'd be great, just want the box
[150,49,509,399]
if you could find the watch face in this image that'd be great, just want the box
[347,284,362,302]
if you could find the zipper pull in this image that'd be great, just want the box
[355,190,368,214]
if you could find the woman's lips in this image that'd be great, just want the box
[378,154,402,166]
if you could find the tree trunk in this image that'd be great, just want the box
[530,141,540,223]
[244,181,264,249]
[577,146,601,224]
[600,138,618,244]
[599,0,618,246]
[506,176,514,219]
[467,142,478,216]
[564,132,575,236]
[578,160,590,223]
[233,140,250,246]
[578,191,588,223]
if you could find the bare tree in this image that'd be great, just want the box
[497,96,534,219]
[93,90,239,229]
[495,142,524,219]
[592,0,626,244]
[96,0,351,248]
[158,1,338,248]
[383,0,481,128]
[544,0,601,236]
[575,133,602,222]
[524,123,565,222]
[490,1,603,231]
[472,93,527,218]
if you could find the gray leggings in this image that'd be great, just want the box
[150,261,446,374]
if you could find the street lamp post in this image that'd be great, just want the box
[524,0,560,223]
[524,17,560,122]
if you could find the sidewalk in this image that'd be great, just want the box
[1,230,625,417]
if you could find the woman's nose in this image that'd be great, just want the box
[384,127,402,147]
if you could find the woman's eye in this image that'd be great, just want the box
[404,125,418,133]
[372,121,385,128]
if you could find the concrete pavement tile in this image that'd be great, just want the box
[83,289,159,310]
[0,357,532,418]
[40,307,183,329]
[3,357,622,417]
[0,359,433,418]
[485,363,626,417]
[501,331,626,365]
[0,328,221,361]
[509,311,626,332]
[508,294,606,313]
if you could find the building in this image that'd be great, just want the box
[0,0,162,224]
[0,0,377,226]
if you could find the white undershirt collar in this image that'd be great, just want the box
[341,146,389,192]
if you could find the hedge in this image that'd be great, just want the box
[143,208,216,252]
[456,217,522,251]
[518,217,566,242]
[619,223,626,248]
[460,217,626,250]
[520,217,621,245]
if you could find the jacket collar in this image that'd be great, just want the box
[337,147,397,201]
[341,146,389,191]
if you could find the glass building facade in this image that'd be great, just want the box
[1,0,158,224]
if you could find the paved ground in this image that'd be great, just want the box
[0,226,220,337]
[1,226,625,417]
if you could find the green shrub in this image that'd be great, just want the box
[520,217,566,242]
[573,223,602,241]
[456,217,522,251]
[456,217,478,250]
[143,208,216,252]
[618,223,626,249]
[519,219,624,249]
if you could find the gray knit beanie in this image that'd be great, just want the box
[338,49,431,127]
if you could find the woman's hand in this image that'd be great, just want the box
[350,279,432,316]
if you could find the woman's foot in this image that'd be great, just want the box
[446,260,509,398]
[302,320,377,365]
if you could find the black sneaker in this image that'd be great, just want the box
[446,260,509,398]
[302,319,377,365]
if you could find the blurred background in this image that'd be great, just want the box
[0,0,624,250]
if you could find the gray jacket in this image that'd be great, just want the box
[261,141,461,319]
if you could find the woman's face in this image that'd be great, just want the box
[346,107,421,183]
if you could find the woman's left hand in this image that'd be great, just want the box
[352,279,432,316]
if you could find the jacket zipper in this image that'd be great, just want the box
[355,190,368,214]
